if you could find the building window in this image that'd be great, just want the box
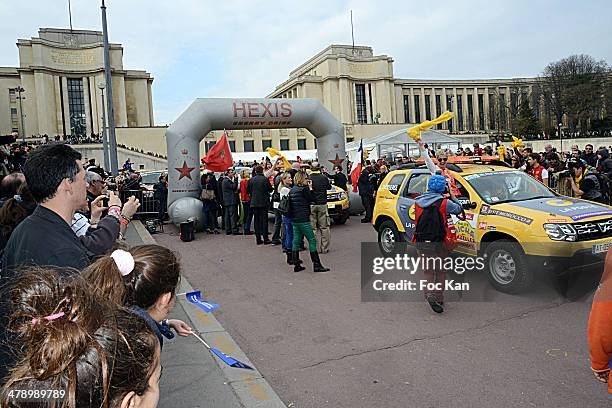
[478,94,485,130]
[424,95,432,120]
[206,141,216,153]
[244,140,254,152]
[403,95,410,123]
[355,84,367,124]
[8,89,16,103]
[297,139,306,150]
[262,140,272,150]
[435,95,442,128]
[457,95,464,131]
[489,94,496,130]
[467,94,474,131]
[347,137,354,143]
[414,95,421,123]
[510,92,518,117]
[368,83,374,123]
[280,139,290,151]
[229,141,236,152]
[314,138,317,149]
[67,78,86,136]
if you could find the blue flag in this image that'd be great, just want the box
[211,348,254,370]
[186,291,219,313]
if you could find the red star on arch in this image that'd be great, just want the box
[328,153,344,167]
[175,161,195,180]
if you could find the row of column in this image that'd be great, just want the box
[404,86,523,131]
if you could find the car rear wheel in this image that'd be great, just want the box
[484,240,532,294]
[378,220,404,254]
[332,214,349,225]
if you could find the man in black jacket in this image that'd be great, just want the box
[0,143,92,382]
[331,165,348,191]
[309,163,331,253]
[247,165,273,244]
[221,168,240,235]
[358,166,375,223]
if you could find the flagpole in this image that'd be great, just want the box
[350,10,355,53]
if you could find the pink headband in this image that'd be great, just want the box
[31,312,65,325]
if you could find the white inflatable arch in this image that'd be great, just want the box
[166,98,345,225]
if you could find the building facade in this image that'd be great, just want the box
[201,44,539,153]
[0,28,154,137]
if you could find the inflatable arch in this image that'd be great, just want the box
[166,98,346,225]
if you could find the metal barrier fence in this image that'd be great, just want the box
[549,174,574,198]
[549,173,611,205]
[119,189,160,217]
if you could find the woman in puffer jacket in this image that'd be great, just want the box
[288,171,330,273]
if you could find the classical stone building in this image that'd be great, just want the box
[196,44,540,154]
[0,27,154,137]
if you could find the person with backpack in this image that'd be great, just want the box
[568,159,607,204]
[411,174,463,314]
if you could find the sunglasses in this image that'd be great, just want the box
[438,158,448,163]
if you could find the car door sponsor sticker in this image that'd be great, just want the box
[486,209,533,225]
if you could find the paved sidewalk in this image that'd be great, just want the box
[126,222,286,408]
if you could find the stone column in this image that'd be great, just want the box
[420,87,426,121]
[83,77,92,135]
[473,87,480,130]
[484,87,490,132]
[61,77,71,136]
[409,88,416,123]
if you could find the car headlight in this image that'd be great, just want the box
[543,223,577,241]
[339,192,347,200]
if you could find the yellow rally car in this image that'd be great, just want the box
[373,164,612,293]
[303,168,350,224]
[326,185,350,224]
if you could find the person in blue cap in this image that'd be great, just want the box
[411,174,463,313]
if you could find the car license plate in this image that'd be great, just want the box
[328,204,335,209]
[592,242,612,254]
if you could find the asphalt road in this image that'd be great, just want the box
[155,217,610,408]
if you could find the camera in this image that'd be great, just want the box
[557,169,571,178]
[102,196,110,207]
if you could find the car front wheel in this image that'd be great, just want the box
[484,240,532,294]
[377,220,404,254]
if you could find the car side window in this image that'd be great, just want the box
[454,179,472,207]
[454,179,470,200]
[403,173,430,198]
[380,174,405,196]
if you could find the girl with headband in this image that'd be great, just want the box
[84,245,192,348]
[1,268,160,408]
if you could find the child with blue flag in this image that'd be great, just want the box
[84,245,192,348]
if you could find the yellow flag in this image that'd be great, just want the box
[406,111,454,142]
[510,136,524,150]
[497,145,506,162]
[266,147,291,169]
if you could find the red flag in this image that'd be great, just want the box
[350,162,362,192]
[202,133,233,172]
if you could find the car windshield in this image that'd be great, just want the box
[462,170,556,204]
[141,172,162,185]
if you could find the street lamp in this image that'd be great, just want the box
[101,0,118,175]
[98,81,110,171]
[558,122,563,153]
[15,86,25,143]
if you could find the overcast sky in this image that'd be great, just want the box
[1,0,610,124]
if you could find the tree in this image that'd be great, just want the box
[539,54,609,134]
[514,97,541,138]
